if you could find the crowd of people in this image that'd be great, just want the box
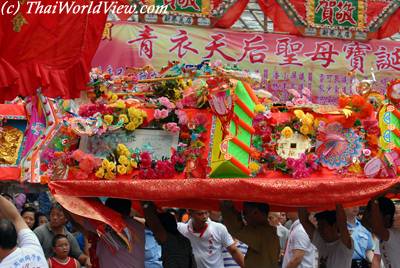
[0,191,399,268]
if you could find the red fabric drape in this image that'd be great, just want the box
[0,0,109,101]
[214,0,249,28]
[256,0,399,39]
[49,178,400,211]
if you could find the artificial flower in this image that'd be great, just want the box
[158,97,175,110]
[363,149,372,157]
[125,122,138,131]
[140,152,152,169]
[302,87,311,97]
[118,155,129,166]
[128,107,147,120]
[130,160,138,168]
[117,144,130,157]
[79,154,97,172]
[110,100,126,109]
[175,110,188,125]
[154,109,169,120]
[104,115,114,125]
[254,104,266,113]
[104,171,115,180]
[109,93,118,103]
[293,98,306,106]
[300,124,312,135]
[71,150,85,161]
[117,165,127,175]
[163,122,180,133]
[288,88,301,98]
[95,168,105,178]
[249,162,261,174]
[281,127,294,139]
[119,114,129,123]
[348,163,362,174]
[294,110,305,120]
[102,159,111,169]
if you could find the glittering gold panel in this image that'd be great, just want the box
[0,126,23,165]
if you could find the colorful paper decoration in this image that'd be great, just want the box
[316,122,362,170]
[209,81,257,178]
[277,132,312,160]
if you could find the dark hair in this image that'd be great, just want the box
[50,203,65,215]
[21,206,37,217]
[315,210,337,226]
[52,234,69,247]
[105,198,131,216]
[1,193,13,201]
[377,197,395,224]
[158,212,178,234]
[244,202,270,215]
[0,219,17,249]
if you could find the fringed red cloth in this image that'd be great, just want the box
[0,0,109,101]
[49,177,400,211]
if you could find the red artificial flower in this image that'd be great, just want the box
[140,152,152,169]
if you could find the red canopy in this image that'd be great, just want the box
[49,177,400,211]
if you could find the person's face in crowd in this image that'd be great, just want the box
[190,210,209,225]
[317,219,338,242]
[209,211,222,222]
[345,206,359,218]
[268,212,281,227]
[286,211,298,221]
[22,211,35,229]
[279,212,287,225]
[53,237,70,259]
[50,208,67,229]
[38,215,48,226]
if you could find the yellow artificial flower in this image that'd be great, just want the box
[109,93,118,103]
[294,110,305,120]
[300,124,312,135]
[117,165,127,175]
[104,171,115,180]
[302,116,313,126]
[107,161,116,172]
[110,100,126,109]
[102,159,111,169]
[187,80,193,87]
[249,162,260,173]
[95,168,105,178]
[117,144,130,157]
[118,155,129,166]
[125,122,137,131]
[119,114,129,123]
[99,85,107,92]
[130,160,138,168]
[281,126,294,139]
[348,163,362,174]
[104,114,114,125]
[254,104,266,113]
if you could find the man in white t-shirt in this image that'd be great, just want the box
[282,212,316,268]
[299,204,353,268]
[363,196,400,268]
[0,195,48,268]
[177,210,244,268]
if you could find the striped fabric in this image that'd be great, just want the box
[222,241,248,267]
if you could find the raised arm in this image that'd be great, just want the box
[141,201,167,243]
[369,199,389,241]
[0,195,28,232]
[298,208,315,241]
[336,204,352,249]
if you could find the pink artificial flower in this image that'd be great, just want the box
[154,109,169,120]
[288,88,301,98]
[158,97,175,110]
[293,98,306,106]
[72,150,85,161]
[302,87,312,97]
[79,154,96,172]
[175,110,188,125]
[286,101,294,108]
[163,122,180,133]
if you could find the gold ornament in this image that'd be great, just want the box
[0,126,23,165]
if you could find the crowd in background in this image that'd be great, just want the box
[0,191,399,268]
